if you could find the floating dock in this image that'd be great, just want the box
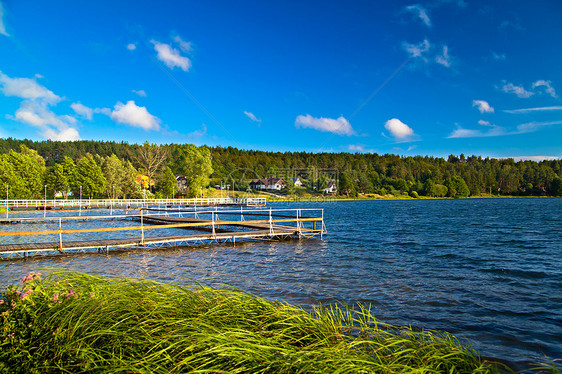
[0,207,326,259]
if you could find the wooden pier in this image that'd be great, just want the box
[0,208,325,259]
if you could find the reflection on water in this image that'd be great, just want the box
[1,198,561,368]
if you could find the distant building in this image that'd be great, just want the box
[291,178,302,187]
[250,177,285,190]
[323,180,337,194]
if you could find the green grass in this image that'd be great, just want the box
[0,271,558,373]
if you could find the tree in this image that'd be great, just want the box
[447,176,470,197]
[423,179,436,197]
[75,155,107,198]
[338,172,356,197]
[135,142,168,193]
[175,145,213,197]
[102,154,125,198]
[157,166,177,198]
[61,156,77,193]
[550,177,562,196]
[1,149,44,198]
[45,164,67,198]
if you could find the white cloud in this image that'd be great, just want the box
[504,106,562,114]
[0,71,60,103]
[152,40,191,71]
[532,80,557,98]
[13,100,80,141]
[435,45,451,67]
[295,114,355,136]
[109,100,160,131]
[244,111,261,123]
[384,118,415,140]
[0,2,9,37]
[478,120,493,127]
[402,39,430,58]
[472,100,494,113]
[127,43,136,51]
[501,82,534,98]
[405,5,431,27]
[0,71,81,140]
[173,35,193,53]
[70,102,93,120]
[132,89,147,97]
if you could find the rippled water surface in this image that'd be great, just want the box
[1,198,561,367]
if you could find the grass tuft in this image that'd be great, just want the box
[0,271,557,373]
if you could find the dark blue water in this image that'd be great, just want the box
[1,198,561,368]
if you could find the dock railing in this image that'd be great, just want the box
[0,197,266,211]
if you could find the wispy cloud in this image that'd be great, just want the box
[435,46,451,67]
[500,81,534,98]
[244,111,261,123]
[348,144,365,152]
[71,102,93,120]
[472,100,494,113]
[126,43,136,51]
[447,126,505,138]
[0,1,9,37]
[295,114,355,136]
[448,120,562,138]
[173,35,193,53]
[405,4,431,27]
[478,120,493,126]
[132,89,147,97]
[384,118,415,141]
[402,39,430,59]
[152,40,191,71]
[504,106,562,114]
[188,123,207,138]
[109,100,161,131]
[516,120,562,134]
[532,80,557,98]
[492,52,506,60]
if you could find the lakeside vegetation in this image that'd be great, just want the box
[0,138,561,200]
[4,270,556,373]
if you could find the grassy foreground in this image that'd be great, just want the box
[0,272,555,373]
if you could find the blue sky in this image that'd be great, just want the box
[0,1,561,160]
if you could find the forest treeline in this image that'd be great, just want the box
[0,138,561,199]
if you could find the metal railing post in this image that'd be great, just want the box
[58,218,63,252]
[140,209,145,245]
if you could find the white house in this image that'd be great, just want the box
[323,180,337,194]
[250,177,285,190]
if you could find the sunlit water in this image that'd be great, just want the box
[1,198,560,368]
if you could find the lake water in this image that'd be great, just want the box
[1,198,561,369]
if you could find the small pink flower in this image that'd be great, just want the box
[65,289,76,299]
[20,290,33,299]
[0,299,4,305]
[52,293,59,301]
[89,292,95,299]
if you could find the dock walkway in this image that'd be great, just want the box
[0,207,325,259]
